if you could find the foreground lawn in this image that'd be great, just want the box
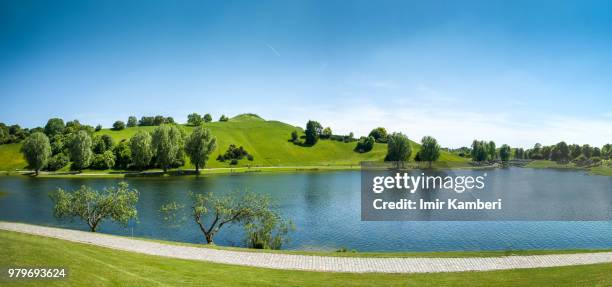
[0,231,610,286]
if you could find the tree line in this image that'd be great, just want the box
[20,117,217,174]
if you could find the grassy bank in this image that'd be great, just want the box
[525,160,612,176]
[0,114,467,172]
[1,230,610,286]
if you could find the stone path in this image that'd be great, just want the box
[1,222,611,273]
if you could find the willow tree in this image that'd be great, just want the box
[151,125,183,172]
[185,126,217,172]
[21,132,51,175]
[68,130,93,171]
[130,130,153,170]
[49,182,139,232]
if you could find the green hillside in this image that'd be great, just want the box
[0,114,467,171]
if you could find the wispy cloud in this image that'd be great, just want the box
[265,43,281,57]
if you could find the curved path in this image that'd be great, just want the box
[2,222,611,273]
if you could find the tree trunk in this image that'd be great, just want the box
[195,163,199,172]
[35,169,39,176]
[205,233,213,244]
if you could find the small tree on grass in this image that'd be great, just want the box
[187,113,203,126]
[161,191,292,247]
[185,126,217,172]
[49,182,139,232]
[127,116,138,127]
[291,130,299,143]
[304,120,322,145]
[203,113,212,123]
[354,136,375,153]
[21,132,52,175]
[112,121,126,131]
[385,133,412,167]
[420,136,440,168]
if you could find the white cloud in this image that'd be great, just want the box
[269,102,612,149]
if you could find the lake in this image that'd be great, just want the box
[0,168,611,252]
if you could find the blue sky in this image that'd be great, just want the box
[1,0,612,148]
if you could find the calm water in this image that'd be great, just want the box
[0,168,611,252]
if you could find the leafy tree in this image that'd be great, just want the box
[514,148,524,159]
[0,123,9,144]
[582,144,593,158]
[153,115,165,126]
[219,115,229,122]
[46,153,69,171]
[49,182,139,232]
[185,126,217,172]
[139,116,155,126]
[90,151,116,170]
[321,127,332,139]
[21,132,51,175]
[113,141,132,169]
[203,113,212,123]
[95,124,102,132]
[151,125,183,172]
[470,140,488,162]
[304,120,322,145]
[217,144,250,163]
[44,118,65,136]
[355,136,375,153]
[164,117,175,124]
[290,130,299,143]
[50,134,66,155]
[487,141,497,161]
[68,131,93,171]
[129,131,153,170]
[385,133,412,164]
[420,136,440,168]
[65,120,82,134]
[92,135,113,154]
[244,208,293,250]
[499,144,511,162]
[551,141,570,163]
[569,144,582,159]
[161,191,289,245]
[602,144,612,160]
[112,121,126,131]
[368,127,388,143]
[187,113,203,126]
[127,116,138,127]
[593,147,601,157]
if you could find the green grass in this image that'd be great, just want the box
[0,114,468,172]
[0,143,27,170]
[526,160,612,176]
[1,230,610,286]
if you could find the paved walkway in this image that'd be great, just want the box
[1,222,611,273]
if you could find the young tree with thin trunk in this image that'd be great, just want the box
[49,182,139,232]
[385,132,412,167]
[21,132,51,175]
[420,136,440,168]
[185,126,217,172]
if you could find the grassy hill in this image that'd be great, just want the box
[0,114,467,171]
